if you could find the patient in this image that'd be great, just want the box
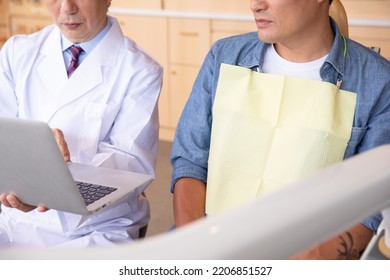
[170,0,390,259]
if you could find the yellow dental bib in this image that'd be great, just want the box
[206,63,357,215]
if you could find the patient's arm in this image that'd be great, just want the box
[292,223,374,259]
[173,178,207,228]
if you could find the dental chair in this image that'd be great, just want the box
[2,144,390,259]
[329,0,349,38]
[329,0,381,54]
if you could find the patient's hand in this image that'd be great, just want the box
[0,193,48,213]
[51,128,71,162]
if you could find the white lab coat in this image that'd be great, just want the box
[0,17,163,247]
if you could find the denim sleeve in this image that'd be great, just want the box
[170,48,217,192]
[361,212,383,232]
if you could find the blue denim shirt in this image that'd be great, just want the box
[171,19,390,231]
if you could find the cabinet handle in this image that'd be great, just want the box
[179,31,199,37]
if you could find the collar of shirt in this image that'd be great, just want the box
[61,19,112,68]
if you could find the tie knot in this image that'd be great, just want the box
[69,45,83,60]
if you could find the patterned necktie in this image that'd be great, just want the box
[67,45,83,78]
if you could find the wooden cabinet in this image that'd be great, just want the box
[164,18,255,139]
[112,0,162,9]
[168,65,199,131]
[342,0,390,19]
[111,15,213,140]
[9,16,52,35]
[114,14,171,135]
[0,0,8,47]
[7,0,51,36]
[342,0,390,58]
[169,18,210,66]
[1,0,51,46]
[0,0,7,26]
[164,0,250,14]
[0,26,7,48]
[8,0,49,16]
[211,20,256,43]
[165,18,211,138]
[349,26,390,59]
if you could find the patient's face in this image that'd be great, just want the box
[43,0,111,43]
[250,0,323,45]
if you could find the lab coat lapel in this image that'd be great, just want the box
[57,26,120,106]
[57,20,122,109]
[37,30,67,97]
[53,50,103,109]
[37,22,119,121]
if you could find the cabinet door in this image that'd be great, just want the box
[10,15,52,35]
[0,27,7,48]
[169,18,210,66]
[168,64,200,129]
[342,0,390,19]
[349,26,390,60]
[114,14,170,129]
[0,0,7,47]
[115,15,167,68]
[164,0,251,14]
[211,20,256,43]
[8,0,48,16]
[0,0,7,25]
[341,0,390,60]
[112,0,162,9]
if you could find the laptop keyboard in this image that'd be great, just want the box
[76,181,118,206]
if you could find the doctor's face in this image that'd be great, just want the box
[44,0,111,43]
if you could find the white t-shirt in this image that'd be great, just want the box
[262,44,327,81]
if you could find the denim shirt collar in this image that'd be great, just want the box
[237,17,345,85]
[237,41,264,70]
[322,18,346,84]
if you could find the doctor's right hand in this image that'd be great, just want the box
[0,193,48,213]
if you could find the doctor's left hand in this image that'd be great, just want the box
[0,193,48,212]
[52,128,71,162]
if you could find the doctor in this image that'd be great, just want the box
[0,0,162,246]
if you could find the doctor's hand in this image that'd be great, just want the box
[0,193,48,213]
[51,128,71,162]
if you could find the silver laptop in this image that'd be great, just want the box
[0,117,153,215]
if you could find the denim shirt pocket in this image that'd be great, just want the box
[344,126,368,158]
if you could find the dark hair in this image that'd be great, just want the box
[329,0,333,4]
